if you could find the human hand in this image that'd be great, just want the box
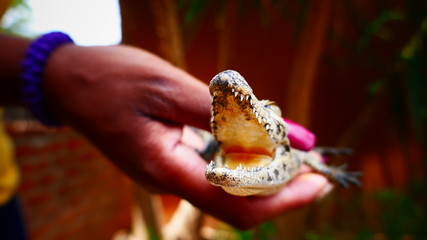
[42,44,330,229]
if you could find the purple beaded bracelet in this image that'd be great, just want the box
[21,32,74,127]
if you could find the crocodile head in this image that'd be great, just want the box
[205,70,292,196]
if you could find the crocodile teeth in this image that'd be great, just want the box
[265,124,270,130]
[258,117,262,124]
[252,108,257,113]
[234,92,238,97]
[231,88,235,93]
[246,95,250,101]
[207,161,216,168]
[252,167,261,172]
[240,94,244,101]
[250,99,253,105]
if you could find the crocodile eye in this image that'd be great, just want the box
[263,100,282,116]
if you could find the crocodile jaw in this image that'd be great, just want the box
[209,70,276,169]
[211,92,276,168]
[206,144,291,196]
[206,70,291,196]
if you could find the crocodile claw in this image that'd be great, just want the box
[332,166,362,188]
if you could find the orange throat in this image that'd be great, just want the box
[223,145,272,169]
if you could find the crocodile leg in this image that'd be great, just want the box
[197,138,219,163]
[313,147,353,156]
[292,149,362,188]
[189,127,219,162]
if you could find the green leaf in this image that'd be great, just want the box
[357,9,404,51]
[184,0,210,23]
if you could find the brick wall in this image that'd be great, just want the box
[6,121,133,240]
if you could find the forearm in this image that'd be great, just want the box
[0,34,31,106]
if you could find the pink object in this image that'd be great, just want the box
[284,118,316,151]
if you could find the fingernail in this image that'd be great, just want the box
[284,118,316,151]
[316,183,334,200]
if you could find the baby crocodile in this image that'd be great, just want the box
[204,70,360,196]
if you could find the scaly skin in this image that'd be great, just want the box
[205,70,360,196]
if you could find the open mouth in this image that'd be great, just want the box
[222,145,272,169]
[206,70,292,195]
[211,89,277,170]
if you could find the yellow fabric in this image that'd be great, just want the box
[0,109,19,205]
[0,1,19,206]
[0,3,20,205]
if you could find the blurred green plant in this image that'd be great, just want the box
[302,180,427,240]
[0,0,33,37]
[178,0,312,36]
[178,0,212,23]
[234,222,276,240]
[305,231,335,240]
[147,227,160,240]
[400,18,427,144]
[357,9,405,51]
[376,187,427,238]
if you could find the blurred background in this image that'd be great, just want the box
[1,0,426,239]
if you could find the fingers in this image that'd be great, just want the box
[161,69,212,131]
[229,173,331,229]
[181,126,207,150]
[255,173,331,213]
[129,49,212,131]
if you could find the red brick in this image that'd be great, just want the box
[12,129,133,240]
[18,179,37,191]
[23,192,52,207]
